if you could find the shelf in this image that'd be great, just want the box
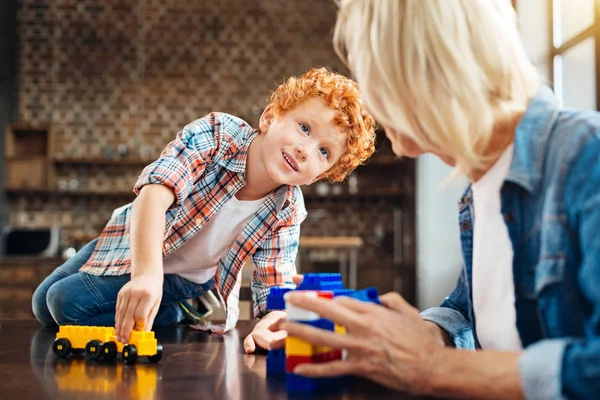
[53,157,154,167]
[5,188,135,198]
[5,187,408,200]
[303,190,408,201]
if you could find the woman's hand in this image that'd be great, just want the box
[280,291,445,395]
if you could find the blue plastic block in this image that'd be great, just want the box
[267,287,293,310]
[339,287,381,305]
[267,348,286,375]
[285,373,346,392]
[285,373,322,391]
[332,289,354,297]
[296,273,344,291]
[299,318,334,332]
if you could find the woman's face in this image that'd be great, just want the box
[382,124,456,167]
[383,125,425,158]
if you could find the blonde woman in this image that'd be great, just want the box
[281,1,600,399]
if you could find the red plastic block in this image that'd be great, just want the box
[286,355,312,373]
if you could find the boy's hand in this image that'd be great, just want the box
[242,275,303,353]
[115,273,163,342]
[244,310,288,353]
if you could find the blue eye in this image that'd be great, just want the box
[300,123,309,134]
[319,148,329,158]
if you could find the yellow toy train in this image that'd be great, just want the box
[52,326,163,364]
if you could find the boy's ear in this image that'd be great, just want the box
[259,105,275,133]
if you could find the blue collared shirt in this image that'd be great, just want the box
[421,87,600,400]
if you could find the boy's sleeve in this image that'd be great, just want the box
[134,115,220,205]
[420,268,477,349]
[250,222,300,317]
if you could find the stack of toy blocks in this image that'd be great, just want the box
[266,273,381,392]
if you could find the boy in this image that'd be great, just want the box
[32,67,376,353]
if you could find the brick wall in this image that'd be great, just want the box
[9,0,416,302]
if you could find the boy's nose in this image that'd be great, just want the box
[295,147,308,162]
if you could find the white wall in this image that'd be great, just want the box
[415,1,551,310]
[416,156,464,309]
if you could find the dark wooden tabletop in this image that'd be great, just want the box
[0,319,428,400]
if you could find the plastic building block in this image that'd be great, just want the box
[301,318,335,332]
[285,373,346,392]
[296,273,344,291]
[264,273,384,392]
[332,289,354,297]
[286,373,322,391]
[266,287,293,311]
[340,287,381,305]
[266,348,286,375]
[284,291,335,321]
[286,336,316,356]
[52,325,163,364]
[286,354,312,372]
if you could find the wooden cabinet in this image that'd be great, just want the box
[4,125,54,190]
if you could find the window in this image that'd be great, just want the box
[550,0,599,110]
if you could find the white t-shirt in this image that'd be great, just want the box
[162,195,266,284]
[471,144,523,351]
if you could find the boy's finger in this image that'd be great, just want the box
[145,303,160,332]
[269,334,286,350]
[119,298,140,342]
[292,275,304,286]
[244,334,256,354]
[115,293,130,338]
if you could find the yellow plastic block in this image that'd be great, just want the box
[286,336,318,356]
[56,326,116,350]
[130,331,158,357]
[334,324,346,335]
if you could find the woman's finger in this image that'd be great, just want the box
[284,293,364,329]
[334,296,379,313]
[281,321,361,351]
[294,359,356,377]
[379,292,420,319]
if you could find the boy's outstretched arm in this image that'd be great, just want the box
[115,184,175,342]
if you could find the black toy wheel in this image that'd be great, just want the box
[148,343,163,363]
[102,341,118,362]
[52,338,72,358]
[123,344,138,365]
[85,340,103,360]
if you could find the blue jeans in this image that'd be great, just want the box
[32,238,215,327]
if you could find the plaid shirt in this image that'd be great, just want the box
[80,112,307,333]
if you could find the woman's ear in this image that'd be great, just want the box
[259,105,275,133]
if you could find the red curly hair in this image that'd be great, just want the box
[266,67,377,182]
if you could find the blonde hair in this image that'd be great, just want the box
[334,0,541,174]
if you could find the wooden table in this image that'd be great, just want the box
[0,319,428,399]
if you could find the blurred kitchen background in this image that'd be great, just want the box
[0,0,594,320]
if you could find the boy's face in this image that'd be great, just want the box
[258,97,347,186]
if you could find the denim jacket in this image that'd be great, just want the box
[421,87,600,400]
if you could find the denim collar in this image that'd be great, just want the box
[506,86,560,194]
